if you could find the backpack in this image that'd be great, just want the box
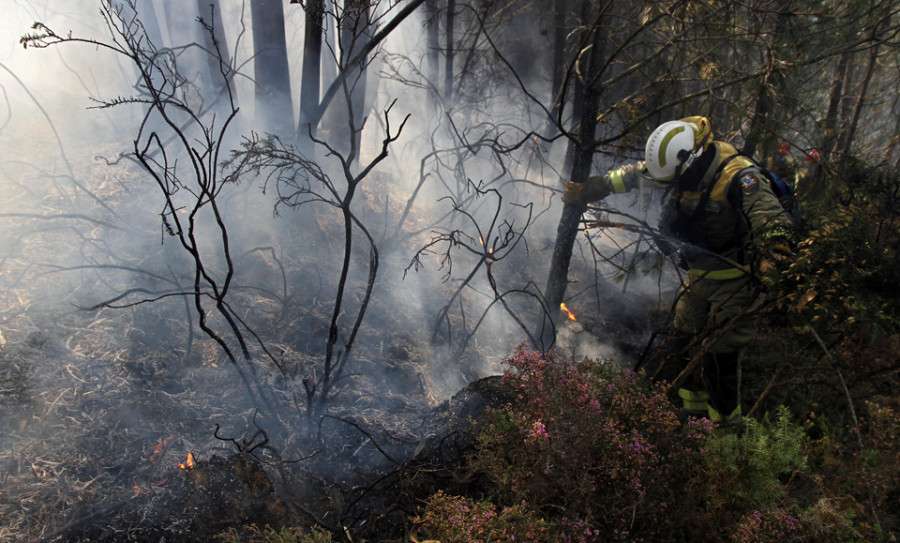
[658,151,802,262]
[718,153,803,227]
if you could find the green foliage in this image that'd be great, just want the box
[733,159,900,541]
[771,161,900,337]
[775,204,900,333]
[703,406,807,508]
[750,160,900,435]
[216,524,333,543]
[798,497,866,543]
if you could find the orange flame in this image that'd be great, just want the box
[178,452,197,471]
[560,303,577,321]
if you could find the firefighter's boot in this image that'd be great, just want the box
[704,351,742,427]
[678,388,709,416]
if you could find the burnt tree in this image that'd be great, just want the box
[251,0,294,135]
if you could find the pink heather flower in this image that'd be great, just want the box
[527,420,550,443]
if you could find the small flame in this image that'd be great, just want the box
[560,302,577,321]
[178,452,197,471]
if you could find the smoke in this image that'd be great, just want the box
[0,0,676,412]
[0,1,679,538]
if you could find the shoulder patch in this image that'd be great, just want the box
[738,174,759,194]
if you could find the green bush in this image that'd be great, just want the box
[407,343,900,541]
[703,406,807,509]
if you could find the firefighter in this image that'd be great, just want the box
[765,143,798,186]
[563,116,795,425]
[764,142,823,225]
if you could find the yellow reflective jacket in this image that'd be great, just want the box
[583,141,793,277]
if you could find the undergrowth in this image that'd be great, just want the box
[216,524,334,543]
[226,345,899,542]
[411,346,898,542]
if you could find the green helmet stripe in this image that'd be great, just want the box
[658,125,686,169]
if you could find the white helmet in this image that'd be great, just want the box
[644,120,701,181]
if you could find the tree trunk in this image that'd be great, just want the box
[823,51,851,157]
[310,0,427,135]
[250,0,293,135]
[136,0,165,49]
[838,45,879,158]
[444,0,455,103]
[834,53,857,158]
[160,0,200,56]
[424,0,440,87]
[539,12,605,352]
[299,0,324,143]
[160,0,221,104]
[559,0,591,188]
[196,0,235,100]
[548,0,567,126]
[339,0,372,166]
[743,11,792,158]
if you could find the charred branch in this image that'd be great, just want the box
[405,179,538,351]
[226,100,409,424]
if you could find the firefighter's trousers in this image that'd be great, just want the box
[673,274,763,422]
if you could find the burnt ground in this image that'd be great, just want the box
[0,313,515,542]
[0,246,663,542]
[0,147,526,541]
[0,295,657,543]
[0,273,658,543]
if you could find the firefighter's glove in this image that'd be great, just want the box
[562,180,586,207]
[562,175,611,208]
[758,239,794,290]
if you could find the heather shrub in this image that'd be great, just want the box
[854,400,900,521]
[410,346,900,541]
[730,508,802,543]
[413,490,551,542]
[467,345,712,540]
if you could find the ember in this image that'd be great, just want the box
[150,436,173,464]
